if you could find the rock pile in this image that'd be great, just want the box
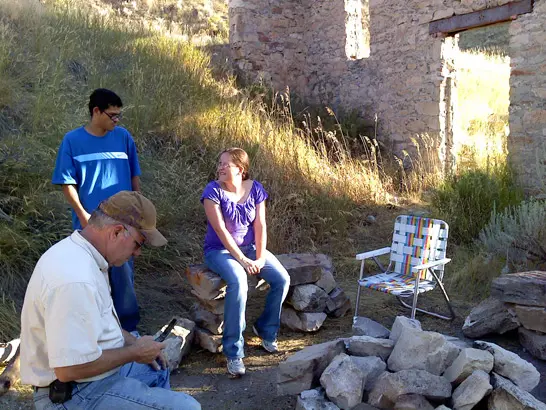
[185,253,351,352]
[462,271,546,360]
[278,254,351,332]
[278,316,544,410]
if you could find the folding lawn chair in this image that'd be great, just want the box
[354,215,455,321]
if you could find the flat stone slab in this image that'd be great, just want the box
[326,287,352,317]
[451,370,492,410]
[353,317,390,339]
[462,297,520,338]
[276,253,335,288]
[491,271,546,307]
[489,373,546,410]
[281,306,327,332]
[473,340,540,392]
[518,327,546,361]
[346,336,395,361]
[186,264,226,300]
[514,305,546,333]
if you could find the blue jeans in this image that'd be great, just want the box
[204,245,290,359]
[109,258,140,332]
[33,362,201,410]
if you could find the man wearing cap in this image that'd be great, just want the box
[52,88,143,332]
[20,191,201,410]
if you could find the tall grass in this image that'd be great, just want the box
[0,0,402,339]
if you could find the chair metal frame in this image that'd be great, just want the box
[354,215,456,321]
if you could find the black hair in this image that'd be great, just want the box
[88,88,123,116]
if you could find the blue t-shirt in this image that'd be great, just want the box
[52,126,141,229]
[200,180,268,254]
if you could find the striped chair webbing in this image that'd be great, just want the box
[389,215,445,281]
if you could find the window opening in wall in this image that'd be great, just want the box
[453,22,510,173]
[345,0,370,60]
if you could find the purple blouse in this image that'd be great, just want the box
[201,180,268,254]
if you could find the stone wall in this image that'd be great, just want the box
[508,0,546,195]
[230,0,545,192]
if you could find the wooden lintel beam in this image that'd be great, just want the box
[429,0,533,35]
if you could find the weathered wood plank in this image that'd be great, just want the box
[429,0,533,35]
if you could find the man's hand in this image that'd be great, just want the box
[129,336,166,365]
[254,257,266,271]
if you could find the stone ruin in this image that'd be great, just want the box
[184,253,352,353]
[278,315,545,410]
[462,271,546,361]
[229,0,546,194]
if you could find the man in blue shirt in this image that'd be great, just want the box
[52,88,142,332]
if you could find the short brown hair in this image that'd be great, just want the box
[219,147,250,180]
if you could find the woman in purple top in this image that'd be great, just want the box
[201,148,290,377]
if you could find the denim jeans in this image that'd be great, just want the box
[109,257,140,332]
[204,245,290,359]
[33,362,201,410]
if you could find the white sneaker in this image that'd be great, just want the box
[252,325,279,353]
[227,358,245,377]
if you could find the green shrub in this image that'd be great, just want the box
[479,199,546,270]
[431,166,522,244]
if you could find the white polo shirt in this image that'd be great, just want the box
[20,231,125,387]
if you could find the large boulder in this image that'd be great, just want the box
[353,317,391,339]
[350,356,387,391]
[462,297,520,338]
[368,369,452,408]
[514,305,546,333]
[491,271,546,307]
[288,284,330,312]
[488,373,546,410]
[277,338,346,396]
[281,307,327,332]
[388,328,460,375]
[442,348,494,384]
[390,316,422,343]
[451,370,492,410]
[473,341,540,392]
[276,254,324,286]
[518,327,546,360]
[320,353,366,409]
[346,336,395,361]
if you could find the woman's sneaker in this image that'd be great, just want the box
[227,358,246,377]
[252,325,279,353]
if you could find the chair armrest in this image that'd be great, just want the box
[411,258,451,272]
[356,247,391,260]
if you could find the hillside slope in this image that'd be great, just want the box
[0,0,389,340]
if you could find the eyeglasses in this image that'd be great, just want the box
[217,163,238,169]
[103,111,123,121]
[124,226,144,249]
